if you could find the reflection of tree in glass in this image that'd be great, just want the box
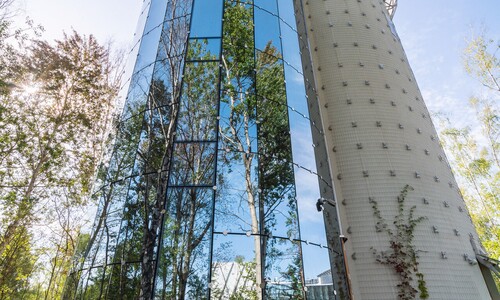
[217,1,304,299]
[257,45,304,300]
[66,1,195,298]
[65,93,151,299]
[153,36,219,300]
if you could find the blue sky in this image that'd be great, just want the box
[394,0,500,129]
[12,0,499,130]
[12,0,498,248]
[12,0,143,48]
[10,0,499,280]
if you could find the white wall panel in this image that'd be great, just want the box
[302,0,492,298]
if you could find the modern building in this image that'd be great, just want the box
[63,0,498,299]
[299,0,498,299]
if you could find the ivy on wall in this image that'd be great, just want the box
[370,185,429,299]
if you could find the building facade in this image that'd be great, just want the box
[299,0,496,299]
[63,0,496,299]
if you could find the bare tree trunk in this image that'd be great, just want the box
[44,243,62,300]
[139,81,179,298]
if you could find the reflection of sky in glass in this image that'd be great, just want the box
[121,0,169,121]
[215,0,333,283]
[254,7,281,51]
[189,0,223,38]
[73,0,339,297]
[279,16,332,284]
[186,38,221,61]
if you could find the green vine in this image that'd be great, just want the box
[416,273,429,299]
[370,185,429,299]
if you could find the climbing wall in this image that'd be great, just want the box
[299,0,492,299]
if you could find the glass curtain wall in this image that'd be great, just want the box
[64,0,339,299]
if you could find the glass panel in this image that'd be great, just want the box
[132,1,152,48]
[216,0,259,230]
[121,67,154,121]
[277,0,295,30]
[152,9,190,109]
[169,142,217,186]
[302,246,337,300]
[105,263,141,299]
[105,264,122,299]
[84,267,105,299]
[255,50,298,239]
[154,187,213,299]
[255,0,278,14]
[264,238,304,299]
[75,267,90,299]
[105,179,161,297]
[115,174,148,263]
[190,0,223,37]
[83,211,118,269]
[211,234,259,299]
[63,270,81,300]
[214,136,259,232]
[280,20,302,72]
[107,111,145,182]
[134,91,174,173]
[143,0,170,38]
[121,0,169,121]
[175,62,220,141]
[186,38,221,61]
[122,263,142,300]
[254,6,282,53]
[283,52,335,291]
[115,0,153,116]
[221,0,255,93]
[123,1,191,121]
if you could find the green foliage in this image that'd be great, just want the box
[218,2,304,299]
[416,273,429,299]
[463,33,499,91]
[0,21,120,298]
[0,226,35,299]
[371,185,428,300]
[438,103,500,289]
[432,31,500,290]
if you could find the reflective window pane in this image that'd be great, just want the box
[175,62,219,141]
[105,263,141,299]
[190,0,223,37]
[211,234,260,299]
[187,38,221,61]
[254,7,282,53]
[169,143,217,186]
[255,0,278,14]
[154,187,213,299]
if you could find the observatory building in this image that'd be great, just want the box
[64,0,498,299]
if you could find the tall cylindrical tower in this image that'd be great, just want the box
[298,0,493,299]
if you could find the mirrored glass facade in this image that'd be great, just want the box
[64,0,345,299]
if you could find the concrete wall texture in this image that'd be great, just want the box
[300,0,492,299]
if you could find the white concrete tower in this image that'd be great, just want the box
[297,0,495,299]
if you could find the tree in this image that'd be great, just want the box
[463,33,499,92]
[216,2,304,299]
[0,30,121,299]
[438,105,500,258]
[438,31,499,288]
